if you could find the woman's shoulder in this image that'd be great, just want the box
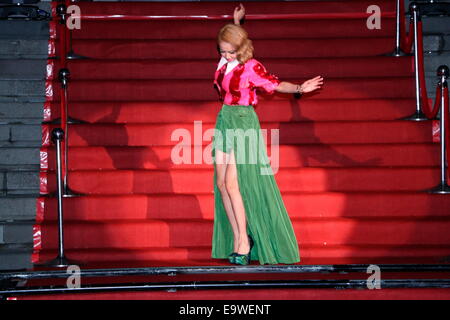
[244,58,270,75]
[243,58,265,71]
[244,58,259,66]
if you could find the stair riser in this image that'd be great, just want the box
[71,1,396,16]
[35,220,450,249]
[52,57,413,80]
[45,99,418,123]
[70,38,396,59]
[34,246,450,263]
[45,78,415,101]
[42,121,433,147]
[39,167,443,194]
[41,144,440,170]
[35,193,450,222]
[71,19,396,40]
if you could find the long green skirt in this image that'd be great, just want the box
[211,104,300,265]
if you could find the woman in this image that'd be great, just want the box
[211,6,324,265]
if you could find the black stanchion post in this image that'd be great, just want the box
[65,0,88,60]
[42,4,86,126]
[35,128,82,268]
[58,69,83,197]
[59,64,85,126]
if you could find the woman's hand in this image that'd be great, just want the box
[300,76,324,93]
[233,3,245,25]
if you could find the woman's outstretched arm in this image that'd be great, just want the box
[275,76,324,94]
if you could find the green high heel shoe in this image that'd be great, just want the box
[234,236,254,266]
[228,252,238,264]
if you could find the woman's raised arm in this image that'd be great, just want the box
[233,3,245,25]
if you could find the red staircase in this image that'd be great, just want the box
[27,0,450,299]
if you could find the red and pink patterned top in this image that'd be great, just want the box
[213,57,281,106]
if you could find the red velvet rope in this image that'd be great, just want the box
[416,21,443,119]
[399,0,414,54]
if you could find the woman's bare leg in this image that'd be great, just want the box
[214,148,240,252]
[225,148,250,254]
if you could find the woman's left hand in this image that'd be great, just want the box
[300,76,324,93]
[233,3,245,25]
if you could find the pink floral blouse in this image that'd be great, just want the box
[213,57,281,106]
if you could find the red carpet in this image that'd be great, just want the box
[28,1,450,299]
[14,288,450,300]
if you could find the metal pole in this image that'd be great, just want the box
[42,4,86,126]
[440,73,446,185]
[395,0,401,54]
[58,69,82,198]
[430,65,450,193]
[35,129,81,268]
[386,0,409,57]
[66,0,88,60]
[55,129,65,260]
[402,2,428,121]
[58,69,69,193]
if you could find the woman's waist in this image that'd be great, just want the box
[221,104,254,109]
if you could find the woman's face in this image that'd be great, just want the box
[219,41,237,62]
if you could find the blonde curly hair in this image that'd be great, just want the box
[217,24,254,64]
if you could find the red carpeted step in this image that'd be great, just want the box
[75,1,396,16]
[30,256,450,268]
[40,167,441,194]
[35,192,450,222]
[33,244,450,265]
[46,99,418,123]
[55,57,413,80]
[35,218,450,250]
[71,37,397,60]
[42,120,432,147]
[71,18,396,40]
[42,143,440,171]
[47,77,414,101]
[14,288,450,300]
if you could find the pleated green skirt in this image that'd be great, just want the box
[211,104,300,265]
